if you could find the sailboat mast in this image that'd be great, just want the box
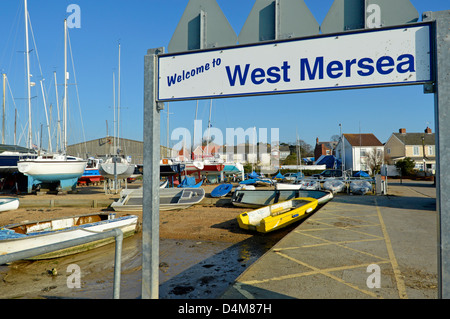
[206,99,212,158]
[24,0,32,149]
[192,100,198,159]
[63,19,68,154]
[54,71,61,152]
[2,73,5,144]
[113,72,116,154]
[117,43,121,153]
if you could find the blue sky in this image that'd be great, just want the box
[0,0,448,152]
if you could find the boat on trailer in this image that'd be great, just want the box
[323,179,346,194]
[350,180,373,195]
[0,213,138,260]
[237,197,319,233]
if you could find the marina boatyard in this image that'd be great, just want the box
[0,0,448,303]
[0,179,438,299]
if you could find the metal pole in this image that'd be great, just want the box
[24,0,32,149]
[0,228,124,299]
[64,19,68,153]
[142,47,164,299]
[2,73,6,144]
[113,229,123,299]
[423,10,450,299]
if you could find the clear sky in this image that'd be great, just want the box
[0,0,448,152]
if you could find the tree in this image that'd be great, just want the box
[330,134,340,142]
[367,149,384,175]
[395,157,415,176]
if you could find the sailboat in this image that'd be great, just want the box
[0,62,37,175]
[17,14,86,192]
[99,44,134,185]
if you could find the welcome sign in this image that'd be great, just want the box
[157,23,432,102]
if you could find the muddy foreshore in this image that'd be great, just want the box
[0,182,292,299]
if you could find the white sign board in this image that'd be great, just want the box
[158,23,432,101]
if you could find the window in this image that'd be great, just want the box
[413,146,420,156]
[360,148,367,157]
[427,146,434,156]
[387,148,391,154]
[376,149,382,157]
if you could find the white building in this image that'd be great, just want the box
[335,133,384,174]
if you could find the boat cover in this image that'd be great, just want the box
[273,172,285,179]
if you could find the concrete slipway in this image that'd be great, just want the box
[221,180,438,299]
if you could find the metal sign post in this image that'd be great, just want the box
[423,10,450,299]
[143,1,450,298]
[142,47,164,299]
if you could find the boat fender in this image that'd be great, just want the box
[306,208,313,213]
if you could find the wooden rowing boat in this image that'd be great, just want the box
[237,197,319,233]
[0,213,138,260]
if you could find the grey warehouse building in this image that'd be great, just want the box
[67,137,172,165]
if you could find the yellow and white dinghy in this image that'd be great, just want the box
[237,197,318,233]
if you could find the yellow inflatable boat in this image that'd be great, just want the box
[237,197,318,233]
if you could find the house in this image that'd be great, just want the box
[189,143,221,160]
[176,147,191,161]
[314,138,337,160]
[335,133,384,174]
[384,127,436,173]
[271,145,291,161]
[202,143,222,159]
[219,143,273,166]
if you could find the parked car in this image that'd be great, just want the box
[284,172,305,182]
[312,169,346,179]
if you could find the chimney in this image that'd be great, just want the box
[399,128,406,134]
[425,127,432,134]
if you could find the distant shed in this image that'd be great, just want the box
[67,137,172,165]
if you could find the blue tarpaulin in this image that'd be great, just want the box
[316,155,342,169]
[354,171,370,177]
[248,171,259,179]
[273,172,285,179]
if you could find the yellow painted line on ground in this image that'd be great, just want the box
[273,237,383,251]
[374,198,408,299]
[304,220,384,240]
[299,237,385,249]
[297,223,381,233]
[297,230,389,262]
[299,222,382,231]
[241,259,389,286]
[263,252,384,298]
[272,237,384,253]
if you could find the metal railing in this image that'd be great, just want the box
[0,228,124,299]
